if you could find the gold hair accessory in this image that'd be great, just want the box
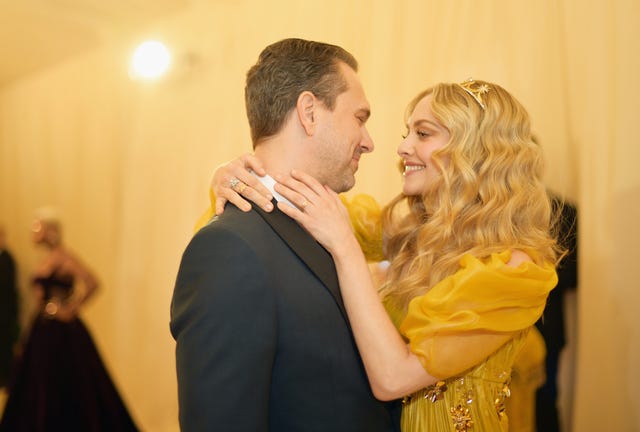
[457,78,490,110]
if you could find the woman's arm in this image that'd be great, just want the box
[274,170,438,400]
[55,250,99,321]
[329,232,439,399]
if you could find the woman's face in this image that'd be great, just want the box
[31,219,47,244]
[397,94,450,196]
[31,219,52,244]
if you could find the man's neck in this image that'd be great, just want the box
[254,140,309,180]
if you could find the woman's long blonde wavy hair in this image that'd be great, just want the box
[379,81,562,312]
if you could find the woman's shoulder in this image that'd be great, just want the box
[435,250,556,299]
[459,249,546,273]
[505,249,533,268]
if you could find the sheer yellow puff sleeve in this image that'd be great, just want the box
[339,194,385,262]
[400,251,557,379]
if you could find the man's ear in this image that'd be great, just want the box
[296,91,317,136]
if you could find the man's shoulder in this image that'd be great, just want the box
[191,205,274,250]
[199,205,262,232]
[177,208,268,274]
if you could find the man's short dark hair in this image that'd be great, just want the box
[245,38,358,147]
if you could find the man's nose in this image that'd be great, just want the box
[361,128,374,153]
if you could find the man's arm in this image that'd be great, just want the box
[170,226,276,431]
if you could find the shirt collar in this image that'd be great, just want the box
[252,172,295,208]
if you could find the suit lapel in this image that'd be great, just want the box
[254,201,349,323]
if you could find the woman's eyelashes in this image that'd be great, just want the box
[402,128,431,139]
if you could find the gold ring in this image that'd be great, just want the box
[229,177,246,194]
[300,199,308,208]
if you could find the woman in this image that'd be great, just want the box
[209,79,560,431]
[0,208,138,431]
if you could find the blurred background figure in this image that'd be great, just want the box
[0,225,20,394]
[0,208,138,431]
[535,195,578,431]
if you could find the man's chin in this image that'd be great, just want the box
[325,175,354,194]
[338,175,356,193]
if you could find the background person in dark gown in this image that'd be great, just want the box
[0,225,20,391]
[0,208,138,431]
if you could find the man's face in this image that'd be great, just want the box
[311,62,373,193]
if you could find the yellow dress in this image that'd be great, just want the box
[344,195,557,432]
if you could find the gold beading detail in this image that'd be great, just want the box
[424,381,448,403]
[450,404,474,431]
[494,378,512,418]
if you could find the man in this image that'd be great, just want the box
[170,38,399,431]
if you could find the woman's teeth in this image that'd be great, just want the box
[403,165,425,175]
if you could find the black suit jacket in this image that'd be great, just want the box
[170,203,399,432]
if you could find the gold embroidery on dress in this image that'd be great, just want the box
[494,378,512,418]
[450,404,474,431]
[402,380,449,405]
[424,381,448,402]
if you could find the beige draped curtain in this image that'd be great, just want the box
[1,1,638,430]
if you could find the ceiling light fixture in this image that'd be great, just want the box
[130,40,171,80]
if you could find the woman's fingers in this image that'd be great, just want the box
[275,191,351,254]
[274,173,319,211]
[239,153,266,176]
[276,200,307,227]
[274,170,343,212]
[211,155,273,214]
[273,170,353,253]
[290,169,327,197]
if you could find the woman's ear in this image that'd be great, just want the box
[296,91,317,136]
